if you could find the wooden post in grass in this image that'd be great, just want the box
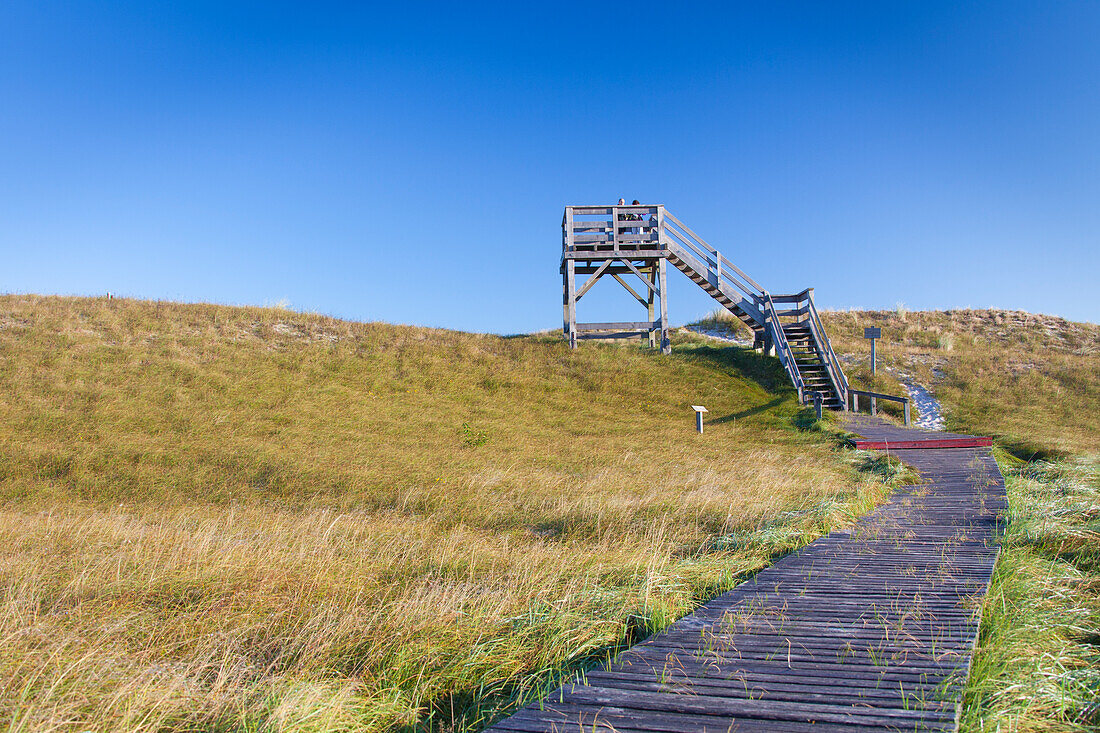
[646,265,657,349]
[692,405,708,433]
[564,259,577,349]
[814,392,823,421]
[658,258,670,354]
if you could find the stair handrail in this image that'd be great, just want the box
[801,292,849,404]
[661,210,763,302]
[762,292,806,402]
[663,211,764,290]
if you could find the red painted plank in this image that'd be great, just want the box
[852,437,993,450]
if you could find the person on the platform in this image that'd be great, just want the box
[629,199,643,236]
[616,198,628,236]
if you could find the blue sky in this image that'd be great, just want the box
[2,1,1098,331]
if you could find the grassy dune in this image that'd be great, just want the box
[0,295,894,732]
[819,308,1100,455]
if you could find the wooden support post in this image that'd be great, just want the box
[814,392,823,421]
[564,259,577,349]
[658,258,670,354]
[871,395,877,416]
[904,398,911,426]
[852,392,859,412]
[646,266,657,348]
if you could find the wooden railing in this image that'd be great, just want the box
[660,211,763,303]
[562,206,763,303]
[762,293,806,403]
[770,288,850,407]
[562,205,662,252]
[804,292,849,406]
[849,388,912,426]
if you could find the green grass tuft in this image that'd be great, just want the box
[962,453,1100,731]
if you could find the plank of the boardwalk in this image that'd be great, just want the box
[573,675,959,712]
[581,669,959,705]
[554,685,957,727]
[500,699,951,733]
[610,655,966,685]
[496,702,923,733]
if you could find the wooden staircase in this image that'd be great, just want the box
[782,322,844,409]
[665,250,764,336]
[561,205,851,410]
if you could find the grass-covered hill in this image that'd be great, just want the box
[0,295,891,732]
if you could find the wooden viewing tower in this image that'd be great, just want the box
[561,204,853,411]
[561,204,672,353]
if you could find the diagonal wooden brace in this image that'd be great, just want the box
[573,259,613,302]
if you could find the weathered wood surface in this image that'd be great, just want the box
[487,415,1005,732]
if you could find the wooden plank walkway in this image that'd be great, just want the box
[488,415,1006,732]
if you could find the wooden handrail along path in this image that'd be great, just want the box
[561,205,912,413]
[488,415,1006,732]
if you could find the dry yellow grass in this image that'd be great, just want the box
[0,295,890,732]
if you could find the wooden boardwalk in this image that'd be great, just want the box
[488,415,1006,732]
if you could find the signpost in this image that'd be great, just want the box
[864,327,881,414]
[864,327,881,374]
[691,405,708,434]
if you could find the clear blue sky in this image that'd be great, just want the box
[3,1,1098,331]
